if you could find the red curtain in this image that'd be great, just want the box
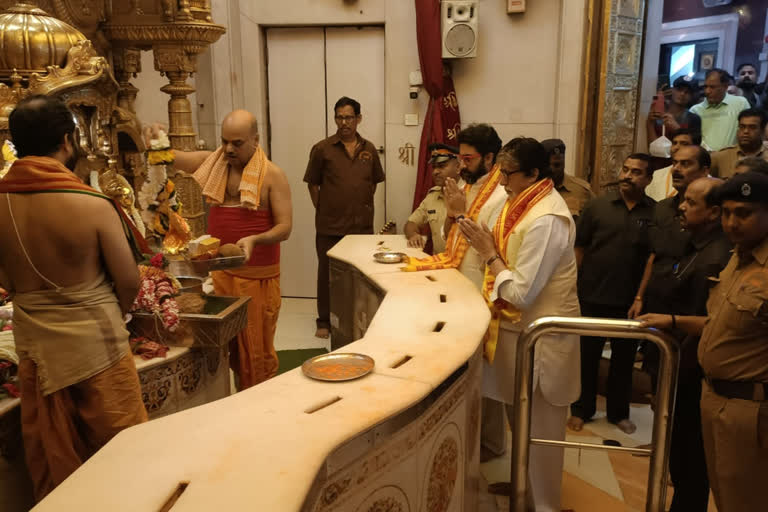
[412,0,462,211]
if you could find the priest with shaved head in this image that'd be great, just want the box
[168,110,293,389]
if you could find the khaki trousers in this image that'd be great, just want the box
[700,380,768,512]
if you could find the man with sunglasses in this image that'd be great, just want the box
[304,96,385,339]
[401,124,508,462]
[429,123,508,288]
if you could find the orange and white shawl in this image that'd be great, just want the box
[401,165,503,272]
[192,145,268,209]
[482,178,554,362]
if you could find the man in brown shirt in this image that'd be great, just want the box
[709,108,767,179]
[304,96,385,338]
[640,171,768,512]
[540,139,594,218]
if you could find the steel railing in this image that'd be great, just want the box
[509,316,679,512]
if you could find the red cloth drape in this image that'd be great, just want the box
[412,0,462,211]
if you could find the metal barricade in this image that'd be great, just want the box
[509,316,679,512]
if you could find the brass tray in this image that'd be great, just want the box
[302,353,375,382]
[373,251,407,264]
[190,255,247,275]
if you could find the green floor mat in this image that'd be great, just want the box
[276,348,328,375]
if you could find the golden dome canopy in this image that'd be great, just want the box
[0,3,86,81]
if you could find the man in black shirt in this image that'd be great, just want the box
[631,145,712,319]
[638,177,731,511]
[568,153,655,434]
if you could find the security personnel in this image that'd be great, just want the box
[404,143,462,254]
[640,171,768,512]
[709,108,768,179]
[541,139,594,218]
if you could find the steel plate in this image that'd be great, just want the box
[373,251,407,264]
[190,255,247,275]
[302,353,375,382]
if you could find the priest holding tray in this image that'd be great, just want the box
[154,110,293,389]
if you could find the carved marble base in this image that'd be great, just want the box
[137,345,230,419]
[304,350,482,512]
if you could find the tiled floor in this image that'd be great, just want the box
[274,299,718,512]
[477,396,718,511]
[275,297,329,351]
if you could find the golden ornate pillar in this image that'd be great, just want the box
[100,3,224,237]
[578,0,646,190]
[153,46,198,151]
[152,45,206,236]
[112,47,141,113]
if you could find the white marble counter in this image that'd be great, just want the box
[34,235,490,511]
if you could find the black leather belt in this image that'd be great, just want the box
[709,379,768,401]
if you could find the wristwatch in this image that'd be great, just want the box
[486,254,501,266]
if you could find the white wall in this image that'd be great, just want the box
[132,51,199,143]
[195,0,587,231]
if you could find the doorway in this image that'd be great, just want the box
[266,26,385,299]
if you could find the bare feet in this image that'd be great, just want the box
[566,416,584,432]
[487,481,513,496]
[615,418,637,434]
[315,327,330,339]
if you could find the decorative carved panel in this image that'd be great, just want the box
[613,32,638,75]
[617,0,640,17]
[594,0,646,188]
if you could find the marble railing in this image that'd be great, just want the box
[33,235,491,511]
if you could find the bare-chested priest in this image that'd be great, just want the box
[166,110,292,389]
[0,95,148,501]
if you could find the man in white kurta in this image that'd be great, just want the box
[459,137,580,511]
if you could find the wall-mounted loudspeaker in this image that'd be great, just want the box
[441,1,478,59]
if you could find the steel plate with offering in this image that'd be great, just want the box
[373,251,407,264]
[190,255,247,274]
[302,353,375,382]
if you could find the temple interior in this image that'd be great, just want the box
[1,1,767,511]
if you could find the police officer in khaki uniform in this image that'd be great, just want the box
[709,108,767,179]
[540,139,594,218]
[640,171,768,512]
[404,143,463,254]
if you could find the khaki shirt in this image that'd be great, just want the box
[698,237,768,381]
[557,174,594,218]
[408,185,448,254]
[710,144,768,179]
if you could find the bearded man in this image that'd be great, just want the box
[0,95,148,501]
[458,137,580,511]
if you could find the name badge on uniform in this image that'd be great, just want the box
[427,209,436,214]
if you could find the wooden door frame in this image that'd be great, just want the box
[577,0,648,192]
[575,0,609,190]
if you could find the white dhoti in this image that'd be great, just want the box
[482,330,573,512]
[477,184,581,511]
